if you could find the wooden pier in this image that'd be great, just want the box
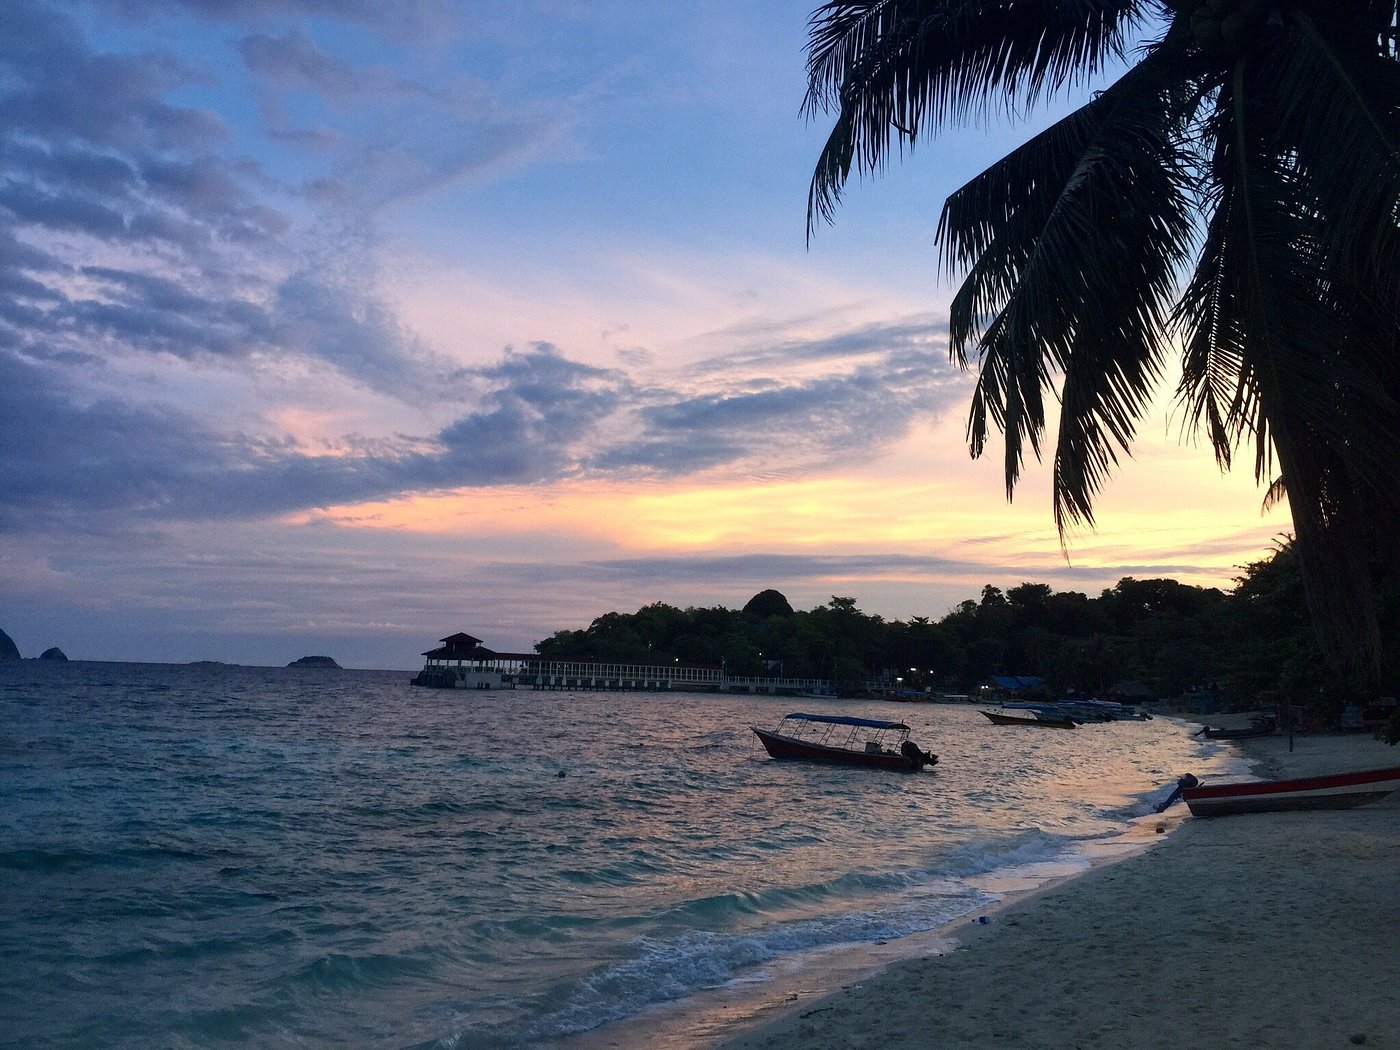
[410,632,833,695]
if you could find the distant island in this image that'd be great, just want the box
[1,629,69,662]
[288,655,341,668]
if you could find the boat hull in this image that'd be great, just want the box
[751,727,921,771]
[1182,765,1400,817]
[1196,722,1276,740]
[980,710,1076,729]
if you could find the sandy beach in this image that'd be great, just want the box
[707,731,1400,1050]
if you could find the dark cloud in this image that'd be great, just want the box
[0,0,292,375]
[1,326,960,531]
[0,0,569,400]
[0,1,477,401]
[0,349,225,530]
[0,3,226,153]
[0,1,964,534]
[68,267,276,359]
[0,342,634,528]
[270,275,438,392]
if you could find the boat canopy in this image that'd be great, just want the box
[784,712,910,731]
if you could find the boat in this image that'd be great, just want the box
[1059,698,1152,721]
[1181,765,1400,817]
[980,708,1076,729]
[751,712,937,771]
[1194,715,1277,740]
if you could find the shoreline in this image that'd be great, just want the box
[552,730,1400,1050]
[545,721,1215,1050]
[706,730,1400,1049]
[548,807,1186,1050]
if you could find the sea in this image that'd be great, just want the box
[0,661,1254,1049]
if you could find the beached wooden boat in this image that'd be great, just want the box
[980,709,1076,729]
[751,712,937,771]
[1194,716,1277,740]
[1182,765,1400,817]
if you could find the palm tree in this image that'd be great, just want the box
[803,0,1400,696]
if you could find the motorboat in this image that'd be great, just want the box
[751,712,937,771]
[980,707,1076,729]
[1181,765,1400,817]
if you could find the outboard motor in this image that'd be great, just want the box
[1153,773,1200,812]
[901,740,938,768]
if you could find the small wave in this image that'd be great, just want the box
[651,864,948,929]
[290,949,435,991]
[0,847,98,872]
[936,827,1084,879]
[0,840,216,872]
[558,863,652,887]
[511,887,991,1044]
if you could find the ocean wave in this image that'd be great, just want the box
[290,948,436,991]
[0,839,223,871]
[510,887,992,1044]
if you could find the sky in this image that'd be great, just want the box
[1,0,1289,669]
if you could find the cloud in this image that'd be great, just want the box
[0,342,618,528]
[235,25,571,210]
[270,274,447,394]
[89,0,460,41]
[0,4,966,534]
[0,1,297,376]
[0,0,484,400]
[237,30,365,96]
[0,0,644,530]
[688,314,954,375]
[0,2,226,153]
[1,317,971,532]
[595,321,969,475]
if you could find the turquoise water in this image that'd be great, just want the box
[0,662,1247,1048]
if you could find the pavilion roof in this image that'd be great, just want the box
[423,631,490,659]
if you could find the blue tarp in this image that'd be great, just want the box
[785,712,909,731]
[991,675,1044,690]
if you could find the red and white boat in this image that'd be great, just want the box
[1182,765,1400,817]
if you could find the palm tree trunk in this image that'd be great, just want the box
[1269,416,1382,701]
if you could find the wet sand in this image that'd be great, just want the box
[710,731,1400,1049]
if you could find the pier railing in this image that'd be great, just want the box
[516,659,831,694]
[414,651,834,694]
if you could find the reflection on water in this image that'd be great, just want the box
[0,662,1244,1048]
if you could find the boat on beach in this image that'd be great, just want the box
[751,712,938,771]
[1182,765,1400,817]
[1194,715,1277,740]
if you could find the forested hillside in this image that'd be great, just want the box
[535,541,1397,718]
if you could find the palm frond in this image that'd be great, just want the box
[1266,13,1400,284]
[936,56,1193,526]
[805,0,1141,231]
[1173,118,1254,468]
[1192,61,1397,677]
